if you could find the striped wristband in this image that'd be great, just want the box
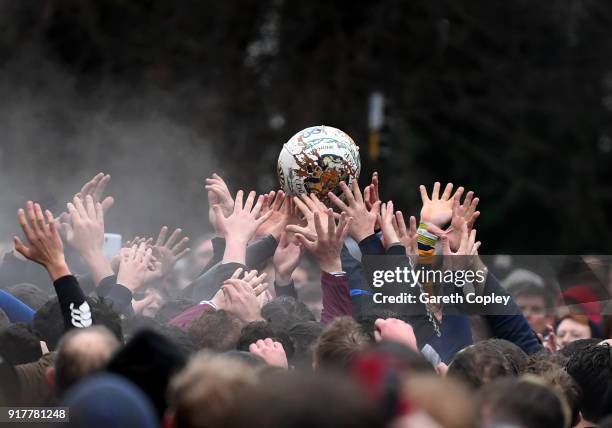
[417,222,439,250]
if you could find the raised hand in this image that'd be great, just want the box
[152,226,190,278]
[364,171,381,230]
[285,193,329,240]
[249,338,288,369]
[363,171,380,211]
[76,172,115,213]
[241,269,269,297]
[63,195,114,285]
[221,277,263,323]
[374,318,418,351]
[116,243,153,292]
[15,201,70,280]
[379,201,400,249]
[427,190,480,252]
[419,182,463,228]
[214,190,272,244]
[255,190,292,240]
[328,180,379,242]
[273,232,302,286]
[205,173,234,234]
[393,211,418,256]
[440,223,480,256]
[57,173,114,227]
[63,195,105,257]
[294,209,351,273]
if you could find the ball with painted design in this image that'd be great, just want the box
[277,125,361,201]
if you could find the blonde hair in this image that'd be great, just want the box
[169,352,259,428]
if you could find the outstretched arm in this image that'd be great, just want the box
[15,201,91,330]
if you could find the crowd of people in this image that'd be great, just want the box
[0,171,611,428]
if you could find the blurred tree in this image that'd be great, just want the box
[0,0,610,252]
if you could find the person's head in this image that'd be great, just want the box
[314,316,372,372]
[5,283,48,310]
[261,297,316,331]
[0,322,41,365]
[224,371,383,428]
[351,341,435,423]
[34,297,123,350]
[61,374,157,428]
[508,282,554,335]
[236,321,295,360]
[288,321,324,368]
[124,315,195,355]
[168,352,260,428]
[522,355,583,426]
[188,309,242,352]
[479,376,571,428]
[394,375,477,428]
[559,337,600,360]
[566,343,612,423]
[107,329,187,419]
[48,326,120,397]
[356,308,401,341]
[33,298,65,350]
[154,299,197,325]
[447,340,515,389]
[222,350,266,368]
[487,338,528,373]
[556,314,595,349]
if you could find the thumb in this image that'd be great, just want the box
[426,224,445,237]
[14,236,30,259]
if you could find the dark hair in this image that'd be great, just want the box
[107,329,187,419]
[479,377,569,428]
[559,337,600,360]
[261,297,315,331]
[0,309,9,332]
[33,298,64,350]
[223,350,266,368]
[566,343,612,422]
[237,321,295,360]
[487,338,528,373]
[154,299,196,324]
[121,315,195,355]
[0,322,42,364]
[522,354,583,425]
[5,283,49,311]
[34,297,123,350]
[188,309,242,352]
[89,297,123,343]
[356,308,401,341]
[288,321,324,368]
[448,341,515,389]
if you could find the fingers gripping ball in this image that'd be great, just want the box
[277,126,361,202]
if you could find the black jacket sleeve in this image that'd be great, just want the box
[53,275,93,330]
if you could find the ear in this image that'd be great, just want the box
[45,366,55,391]
[163,409,175,428]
